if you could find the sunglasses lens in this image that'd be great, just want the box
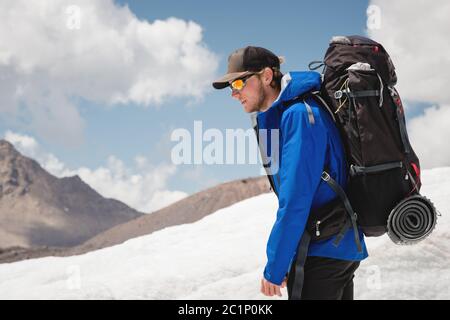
[231,79,244,91]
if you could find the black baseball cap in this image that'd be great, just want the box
[212,46,284,89]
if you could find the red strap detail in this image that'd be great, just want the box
[411,162,421,182]
[395,97,404,114]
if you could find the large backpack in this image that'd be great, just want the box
[307,35,424,240]
[269,36,436,300]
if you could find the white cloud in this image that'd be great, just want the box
[368,0,450,104]
[3,131,187,213]
[368,0,450,168]
[407,105,450,169]
[0,0,218,144]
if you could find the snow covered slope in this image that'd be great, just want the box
[0,168,448,299]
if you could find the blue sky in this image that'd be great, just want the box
[1,0,447,212]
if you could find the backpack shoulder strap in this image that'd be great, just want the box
[283,92,337,124]
[281,94,316,126]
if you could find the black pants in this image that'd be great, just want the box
[287,256,360,300]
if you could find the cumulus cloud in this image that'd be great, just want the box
[0,0,218,144]
[368,0,450,104]
[4,131,187,213]
[407,105,450,168]
[368,0,450,168]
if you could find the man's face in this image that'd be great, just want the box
[230,73,265,113]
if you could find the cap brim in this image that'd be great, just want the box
[212,71,252,89]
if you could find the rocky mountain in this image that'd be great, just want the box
[0,139,143,249]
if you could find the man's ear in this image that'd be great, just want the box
[263,67,274,86]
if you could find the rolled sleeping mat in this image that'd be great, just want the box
[387,194,438,245]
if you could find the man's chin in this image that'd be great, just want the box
[243,103,255,113]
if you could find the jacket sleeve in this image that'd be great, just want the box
[263,105,328,285]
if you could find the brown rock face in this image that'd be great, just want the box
[0,139,143,249]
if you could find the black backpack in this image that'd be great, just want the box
[264,36,437,299]
[305,35,422,244]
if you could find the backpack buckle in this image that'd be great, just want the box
[321,171,331,182]
[334,90,343,99]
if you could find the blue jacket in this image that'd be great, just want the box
[256,71,368,285]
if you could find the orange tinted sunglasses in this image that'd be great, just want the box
[229,70,264,92]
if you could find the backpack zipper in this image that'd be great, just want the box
[314,207,341,237]
[315,221,322,237]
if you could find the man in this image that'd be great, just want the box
[212,46,368,300]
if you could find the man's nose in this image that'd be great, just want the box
[231,89,239,99]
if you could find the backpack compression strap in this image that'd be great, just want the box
[321,171,362,253]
